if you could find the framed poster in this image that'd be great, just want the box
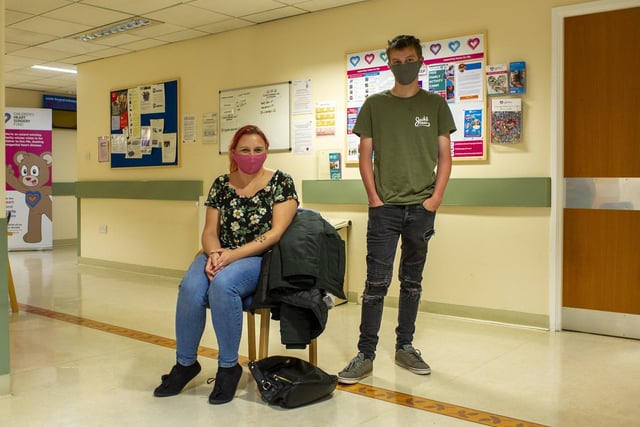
[110,79,179,168]
[346,32,487,164]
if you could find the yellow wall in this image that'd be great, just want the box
[75,0,593,324]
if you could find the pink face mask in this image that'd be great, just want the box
[232,152,267,174]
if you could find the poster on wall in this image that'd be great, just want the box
[346,32,487,163]
[5,108,53,250]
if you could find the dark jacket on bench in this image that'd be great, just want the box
[251,208,346,348]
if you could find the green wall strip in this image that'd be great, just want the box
[75,181,203,201]
[52,182,76,196]
[302,177,551,207]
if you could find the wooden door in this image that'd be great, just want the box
[562,7,640,338]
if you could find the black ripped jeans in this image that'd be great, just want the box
[358,204,436,360]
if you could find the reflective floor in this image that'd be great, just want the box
[3,245,640,426]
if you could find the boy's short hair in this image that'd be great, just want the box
[386,35,423,59]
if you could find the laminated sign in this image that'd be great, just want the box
[5,108,53,250]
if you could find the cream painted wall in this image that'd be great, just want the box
[80,199,199,271]
[76,0,593,323]
[50,129,77,241]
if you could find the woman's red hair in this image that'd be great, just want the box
[228,125,270,172]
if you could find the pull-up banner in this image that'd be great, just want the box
[5,108,53,250]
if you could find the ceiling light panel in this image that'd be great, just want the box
[73,18,160,41]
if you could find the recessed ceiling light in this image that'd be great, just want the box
[73,18,159,41]
[32,65,78,74]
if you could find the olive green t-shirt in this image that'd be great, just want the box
[353,89,456,205]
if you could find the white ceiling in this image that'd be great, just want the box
[4,0,367,95]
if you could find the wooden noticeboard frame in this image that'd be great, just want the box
[109,79,179,168]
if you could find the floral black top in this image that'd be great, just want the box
[204,170,298,249]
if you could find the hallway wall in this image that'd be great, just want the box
[74,0,593,326]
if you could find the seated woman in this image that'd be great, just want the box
[154,125,299,404]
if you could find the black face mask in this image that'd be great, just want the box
[390,61,422,85]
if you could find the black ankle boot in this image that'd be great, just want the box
[154,361,201,397]
[208,364,243,404]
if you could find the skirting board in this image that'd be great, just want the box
[78,257,185,279]
[0,374,9,396]
[347,291,549,329]
[562,307,640,339]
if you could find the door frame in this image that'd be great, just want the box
[550,0,640,332]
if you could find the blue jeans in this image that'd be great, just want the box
[175,253,262,368]
[358,204,436,360]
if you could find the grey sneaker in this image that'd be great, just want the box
[395,344,431,375]
[338,353,373,384]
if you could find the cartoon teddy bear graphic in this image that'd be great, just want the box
[6,151,53,243]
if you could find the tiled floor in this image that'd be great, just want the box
[3,245,640,426]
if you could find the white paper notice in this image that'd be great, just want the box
[293,79,313,115]
[182,114,196,144]
[161,133,177,163]
[202,112,218,144]
[110,134,127,154]
[150,119,164,148]
[98,136,109,162]
[125,139,142,159]
[140,126,152,154]
[293,119,313,154]
[139,84,165,114]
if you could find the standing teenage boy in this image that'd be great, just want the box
[338,35,456,384]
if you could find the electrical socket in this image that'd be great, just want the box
[99,224,108,234]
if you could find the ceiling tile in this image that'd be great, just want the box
[10,46,73,62]
[62,54,110,64]
[128,23,188,38]
[80,0,184,15]
[4,54,44,67]
[4,0,71,15]
[294,0,367,11]
[5,27,57,45]
[43,4,133,27]
[189,0,286,17]
[83,47,132,59]
[3,0,370,95]
[243,6,307,23]
[5,42,29,54]
[154,29,209,43]
[11,81,59,91]
[5,9,33,25]
[144,4,230,28]
[194,19,254,35]
[10,16,92,37]
[118,38,170,51]
[38,39,113,55]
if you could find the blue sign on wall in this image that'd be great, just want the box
[42,95,77,111]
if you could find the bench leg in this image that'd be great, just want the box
[246,311,257,361]
[8,259,18,313]
[309,338,317,366]
[258,309,270,360]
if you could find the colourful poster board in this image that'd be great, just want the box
[110,79,179,168]
[346,32,487,163]
[5,108,53,250]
